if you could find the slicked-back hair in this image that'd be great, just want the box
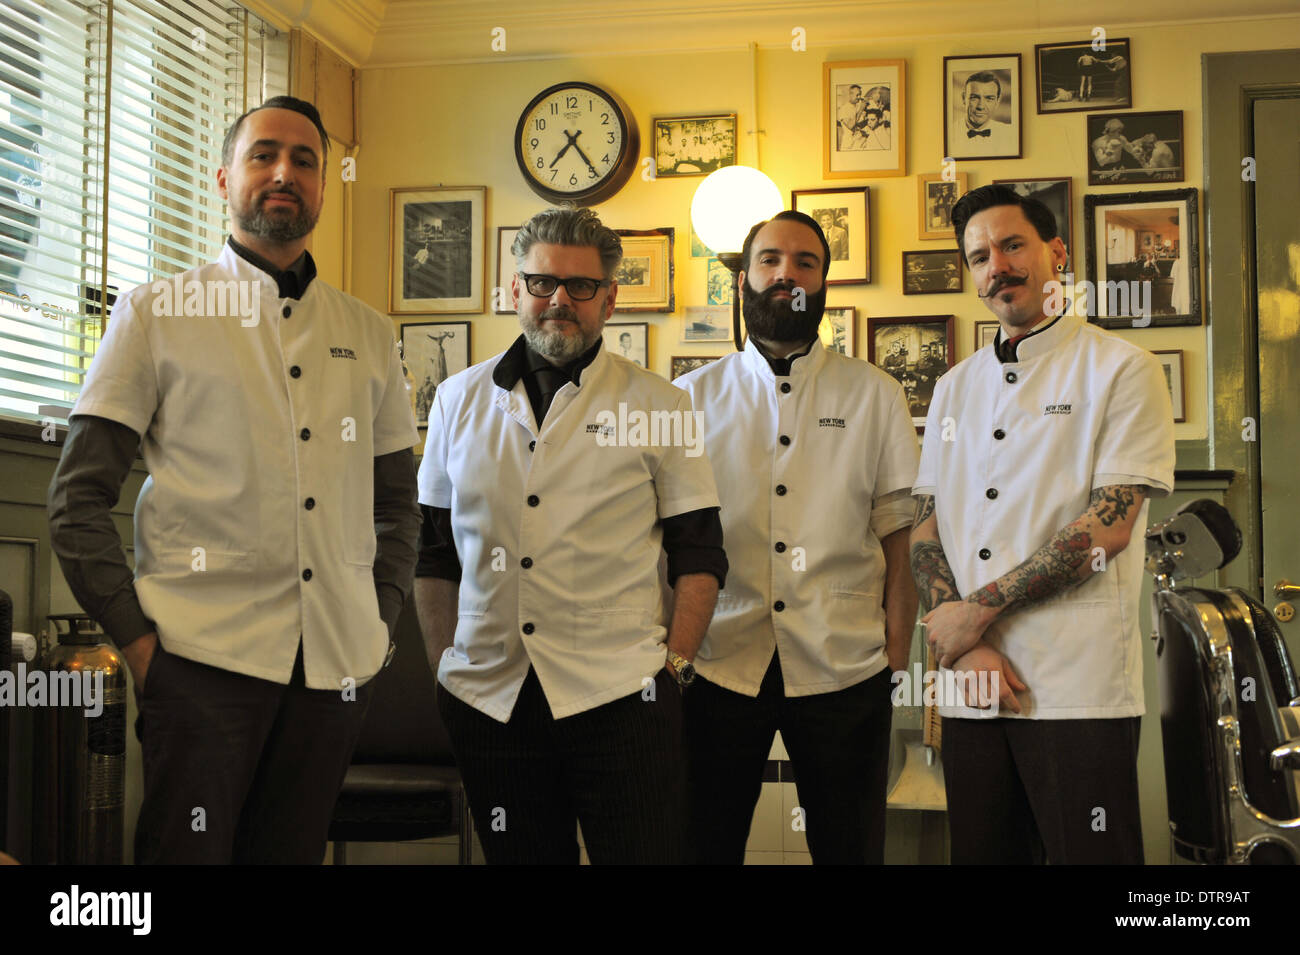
[740,210,831,279]
[964,70,1003,100]
[511,206,623,281]
[951,184,1059,265]
[222,95,329,170]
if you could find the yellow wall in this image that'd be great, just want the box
[352,15,1300,442]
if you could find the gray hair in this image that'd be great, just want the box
[511,206,623,281]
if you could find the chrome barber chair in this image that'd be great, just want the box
[1147,499,1300,863]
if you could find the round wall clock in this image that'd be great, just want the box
[515,81,640,205]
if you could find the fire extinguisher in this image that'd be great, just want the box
[33,614,126,865]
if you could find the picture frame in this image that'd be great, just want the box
[792,186,871,284]
[917,173,969,241]
[602,321,649,368]
[1034,38,1132,114]
[823,58,906,179]
[975,320,1000,352]
[1087,110,1184,186]
[866,315,955,430]
[1083,188,1200,328]
[671,355,722,380]
[943,54,1022,161]
[1152,349,1186,423]
[992,177,1073,255]
[902,250,964,295]
[652,113,737,178]
[494,226,520,314]
[614,228,675,312]
[820,306,856,357]
[388,186,485,315]
[400,321,472,427]
[681,306,731,343]
[706,257,733,306]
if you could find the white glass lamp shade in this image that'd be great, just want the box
[690,166,784,255]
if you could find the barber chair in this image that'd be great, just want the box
[328,597,472,864]
[1147,499,1300,863]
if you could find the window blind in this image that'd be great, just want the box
[0,0,287,427]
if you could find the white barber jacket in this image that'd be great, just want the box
[676,339,919,697]
[71,243,418,688]
[418,346,720,722]
[914,312,1175,719]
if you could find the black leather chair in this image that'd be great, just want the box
[328,596,472,864]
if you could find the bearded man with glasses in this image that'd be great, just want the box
[414,206,727,864]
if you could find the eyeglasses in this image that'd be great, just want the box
[519,272,608,302]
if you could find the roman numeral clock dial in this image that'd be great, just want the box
[515,81,640,205]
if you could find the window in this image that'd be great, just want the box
[0,0,286,426]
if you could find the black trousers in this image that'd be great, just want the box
[941,715,1144,864]
[134,641,373,864]
[684,653,894,864]
[437,667,685,864]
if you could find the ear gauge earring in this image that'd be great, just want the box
[1056,264,1066,272]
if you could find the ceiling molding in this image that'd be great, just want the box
[242,0,389,66]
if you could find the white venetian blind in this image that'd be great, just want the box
[0,0,287,426]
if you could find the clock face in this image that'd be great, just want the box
[515,82,637,204]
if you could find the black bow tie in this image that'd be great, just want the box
[967,128,991,138]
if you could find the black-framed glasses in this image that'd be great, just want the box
[519,272,608,301]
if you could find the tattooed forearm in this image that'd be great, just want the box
[1090,485,1140,527]
[912,494,936,528]
[967,527,1094,614]
[911,541,961,614]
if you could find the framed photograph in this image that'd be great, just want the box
[1152,349,1186,423]
[706,257,733,306]
[681,306,731,343]
[401,321,471,427]
[602,322,648,368]
[866,315,955,429]
[993,177,1072,253]
[917,173,969,241]
[671,355,721,380]
[902,250,963,295]
[653,114,736,177]
[823,59,906,178]
[1084,188,1200,328]
[494,226,520,314]
[614,228,675,312]
[1034,38,1132,113]
[1088,110,1183,186]
[975,320,1000,352]
[792,186,871,284]
[943,54,1021,161]
[819,306,856,357]
[388,186,485,314]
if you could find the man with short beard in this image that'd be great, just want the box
[414,206,726,864]
[674,211,919,864]
[48,96,421,863]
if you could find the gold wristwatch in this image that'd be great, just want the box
[666,649,696,687]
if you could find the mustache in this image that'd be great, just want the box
[260,188,300,204]
[978,273,1027,299]
[539,306,577,322]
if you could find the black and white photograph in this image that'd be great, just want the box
[993,177,1073,251]
[1152,349,1186,422]
[614,256,651,288]
[819,306,856,356]
[602,322,649,367]
[494,226,520,314]
[1087,110,1184,185]
[681,306,731,343]
[614,228,675,312]
[792,186,871,284]
[1084,187,1200,328]
[902,250,964,295]
[823,59,906,178]
[867,315,955,429]
[917,173,968,240]
[653,114,736,177]
[975,321,1000,352]
[671,355,721,380]
[400,321,471,427]
[943,54,1021,161]
[389,186,485,314]
[706,256,733,306]
[1034,38,1132,113]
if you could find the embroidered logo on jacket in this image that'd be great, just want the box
[329,346,357,360]
[1043,403,1072,415]
[818,416,846,429]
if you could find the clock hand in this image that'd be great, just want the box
[550,129,579,169]
[569,133,599,177]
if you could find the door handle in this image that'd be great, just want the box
[1274,579,1300,600]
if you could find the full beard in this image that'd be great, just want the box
[520,306,601,364]
[233,191,319,243]
[741,276,827,345]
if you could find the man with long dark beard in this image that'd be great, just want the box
[674,211,919,864]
